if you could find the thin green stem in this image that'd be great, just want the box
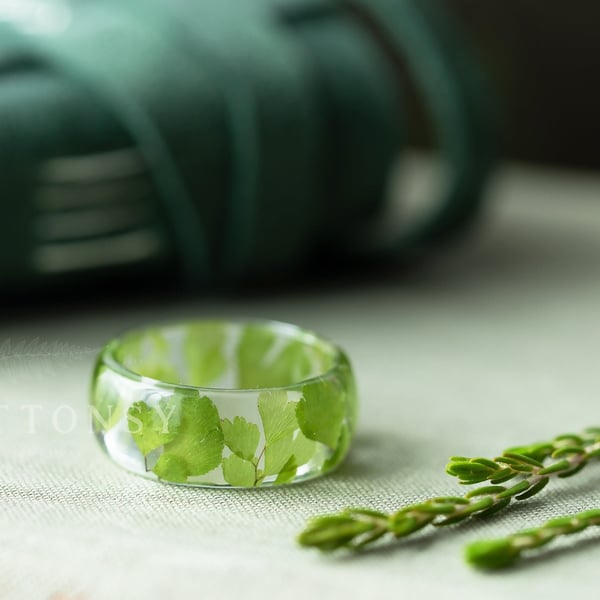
[298,428,600,552]
[252,444,267,486]
[446,429,600,486]
[465,509,600,569]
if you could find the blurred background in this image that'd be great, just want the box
[1,4,600,595]
[0,0,598,308]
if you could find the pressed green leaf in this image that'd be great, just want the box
[322,423,350,472]
[236,325,314,388]
[148,330,169,351]
[266,431,316,482]
[257,391,301,478]
[184,322,227,387]
[146,363,180,383]
[92,377,122,432]
[128,400,179,456]
[236,326,276,388]
[222,454,256,487]
[267,341,314,387]
[274,455,298,485]
[291,431,318,465]
[126,330,180,383]
[161,395,224,476]
[255,469,265,486]
[296,380,345,450]
[153,453,188,483]
[258,391,297,445]
[222,416,260,462]
[264,434,295,476]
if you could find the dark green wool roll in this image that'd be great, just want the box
[0,0,495,292]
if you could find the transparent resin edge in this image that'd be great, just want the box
[90,320,358,488]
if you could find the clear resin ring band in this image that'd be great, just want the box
[90,320,358,487]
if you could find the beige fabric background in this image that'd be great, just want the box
[2,166,600,599]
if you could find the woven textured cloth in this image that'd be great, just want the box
[2,166,600,598]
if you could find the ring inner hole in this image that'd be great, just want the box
[113,321,337,389]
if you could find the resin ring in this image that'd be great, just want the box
[90,320,358,487]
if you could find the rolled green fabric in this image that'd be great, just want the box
[0,0,495,293]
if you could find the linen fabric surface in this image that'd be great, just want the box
[2,166,600,598]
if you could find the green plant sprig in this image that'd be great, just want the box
[298,429,600,552]
[465,508,600,569]
[446,429,600,486]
